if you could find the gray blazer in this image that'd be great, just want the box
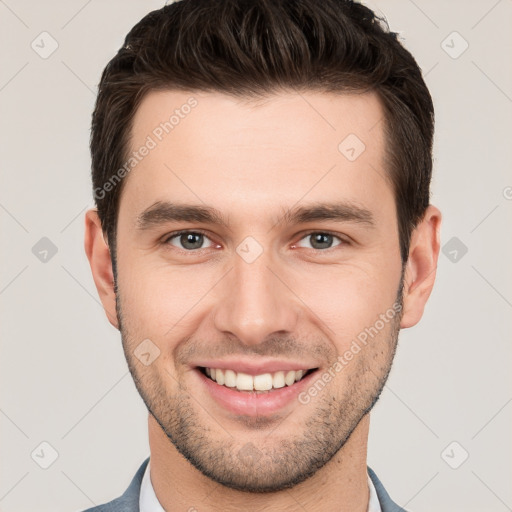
[80,457,408,511]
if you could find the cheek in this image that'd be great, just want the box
[117,258,217,337]
[294,262,401,344]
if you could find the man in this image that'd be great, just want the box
[83,0,441,510]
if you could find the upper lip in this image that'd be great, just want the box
[194,359,319,376]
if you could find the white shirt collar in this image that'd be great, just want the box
[139,460,165,512]
[140,460,381,512]
[367,467,382,512]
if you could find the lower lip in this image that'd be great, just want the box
[194,367,319,417]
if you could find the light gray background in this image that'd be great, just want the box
[1,1,511,511]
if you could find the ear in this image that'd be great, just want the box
[400,205,442,328]
[84,208,119,329]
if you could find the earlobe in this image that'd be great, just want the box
[84,208,119,329]
[400,205,442,329]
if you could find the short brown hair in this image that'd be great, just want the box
[90,0,434,272]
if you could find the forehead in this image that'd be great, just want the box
[119,88,392,229]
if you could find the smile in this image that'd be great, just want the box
[195,366,321,417]
[199,366,318,393]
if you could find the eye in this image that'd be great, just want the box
[293,232,345,251]
[163,230,216,251]
[161,230,347,253]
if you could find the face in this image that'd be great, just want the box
[107,89,407,492]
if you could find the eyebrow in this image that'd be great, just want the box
[135,200,375,232]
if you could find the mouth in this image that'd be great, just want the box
[197,366,319,394]
[194,364,321,417]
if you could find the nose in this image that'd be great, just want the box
[212,250,300,347]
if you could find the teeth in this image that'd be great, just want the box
[215,368,225,385]
[285,370,296,386]
[224,369,237,388]
[253,373,273,391]
[273,371,285,388]
[236,372,254,390]
[204,367,311,391]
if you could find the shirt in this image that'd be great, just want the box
[140,460,382,511]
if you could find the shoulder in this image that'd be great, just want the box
[78,457,150,512]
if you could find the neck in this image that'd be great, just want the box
[148,413,371,512]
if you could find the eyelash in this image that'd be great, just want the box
[161,229,348,253]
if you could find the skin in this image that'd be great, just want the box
[85,89,441,511]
